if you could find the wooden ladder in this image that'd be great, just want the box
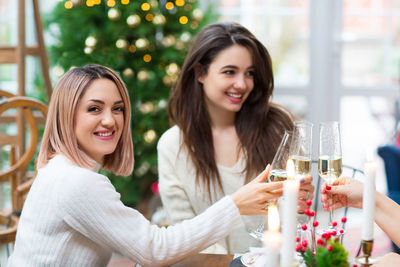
[0,0,51,157]
[0,0,52,101]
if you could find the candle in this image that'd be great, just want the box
[262,204,282,267]
[280,160,299,267]
[362,151,377,240]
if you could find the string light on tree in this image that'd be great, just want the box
[145,14,154,22]
[85,35,97,47]
[192,8,203,20]
[162,76,173,86]
[179,16,188,24]
[144,129,157,144]
[141,2,151,11]
[158,99,167,109]
[149,0,158,8]
[135,162,150,176]
[190,21,198,29]
[127,14,141,27]
[52,65,65,77]
[175,40,184,50]
[64,1,73,9]
[161,35,176,47]
[116,39,128,49]
[165,2,174,10]
[166,62,179,76]
[84,47,93,54]
[123,68,134,78]
[128,44,136,53]
[135,38,149,50]
[139,102,155,114]
[107,8,120,20]
[106,0,116,7]
[143,54,152,63]
[153,14,166,25]
[175,0,185,7]
[137,70,150,82]
[86,0,95,7]
[121,0,130,4]
[180,32,191,43]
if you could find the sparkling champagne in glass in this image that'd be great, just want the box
[268,131,292,183]
[289,121,313,180]
[318,121,342,233]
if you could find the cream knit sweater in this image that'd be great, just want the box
[158,126,261,254]
[7,154,243,267]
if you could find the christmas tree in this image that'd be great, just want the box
[45,0,217,206]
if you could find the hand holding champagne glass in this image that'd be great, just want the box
[245,131,291,241]
[318,121,342,232]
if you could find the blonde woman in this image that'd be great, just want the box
[7,64,283,266]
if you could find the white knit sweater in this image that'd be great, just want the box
[158,126,261,254]
[7,154,243,267]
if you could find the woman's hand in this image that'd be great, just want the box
[232,165,283,215]
[297,176,314,213]
[372,252,400,267]
[320,177,363,211]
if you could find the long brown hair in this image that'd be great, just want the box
[37,64,134,176]
[168,22,294,194]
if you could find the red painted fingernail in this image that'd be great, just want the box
[326,185,332,190]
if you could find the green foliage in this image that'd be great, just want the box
[303,240,349,267]
[45,0,217,206]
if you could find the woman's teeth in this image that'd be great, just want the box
[227,93,241,99]
[97,132,112,137]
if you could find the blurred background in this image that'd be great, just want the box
[1,0,399,264]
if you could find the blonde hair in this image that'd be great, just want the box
[37,64,134,176]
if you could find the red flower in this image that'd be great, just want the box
[327,244,333,251]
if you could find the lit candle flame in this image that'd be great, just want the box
[268,204,280,232]
[286,159,295,180]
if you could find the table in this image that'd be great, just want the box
[169,253,234,267]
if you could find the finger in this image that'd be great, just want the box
[300,176,313,184]
[250,167,270,184]
[299,184,314,192]
[260,181,283,191]
[298,190,308,199]
[267,192,282,200]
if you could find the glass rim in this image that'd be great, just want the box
[294,120,313,127]
[319,121,340,126]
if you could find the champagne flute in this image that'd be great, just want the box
[289,121,313,180]
[268,131,292,183]
[245,131,292,241]
[289,121,313,251]
[318,121,342,233]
